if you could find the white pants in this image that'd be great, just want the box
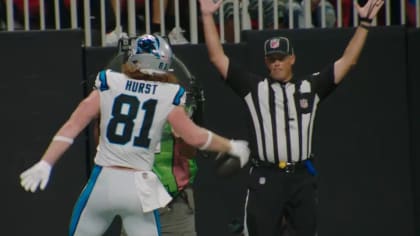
[69,165,162,236]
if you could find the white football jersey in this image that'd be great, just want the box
[93,69,186,171]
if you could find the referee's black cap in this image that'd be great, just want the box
[264,36,294,57]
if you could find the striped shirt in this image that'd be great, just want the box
[226,62,336,164]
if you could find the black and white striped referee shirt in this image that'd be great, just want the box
[226,62,336,164]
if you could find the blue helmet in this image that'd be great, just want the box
[127,34,173,74]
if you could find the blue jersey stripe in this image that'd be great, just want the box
[99,70,109,91]
[172,86,185,105]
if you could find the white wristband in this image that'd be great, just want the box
[199,131,213,150]
[53,135,74,144]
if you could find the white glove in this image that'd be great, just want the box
[20,160,52,193]
[228,140,250,168]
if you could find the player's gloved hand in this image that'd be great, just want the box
[228,140,250,167]
[20,160,52,192]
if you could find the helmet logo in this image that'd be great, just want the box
[128,34,172,74]
[136,35,160,58]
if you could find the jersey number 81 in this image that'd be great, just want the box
[106,94,157,148]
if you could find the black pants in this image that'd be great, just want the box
[244,166,317,236]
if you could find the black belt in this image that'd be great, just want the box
[251,158,311,173]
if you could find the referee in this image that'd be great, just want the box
[199,0,384,235]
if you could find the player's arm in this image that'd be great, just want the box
[168,106,230,152]
[41,90,100,165]
[333,0,384,84]
[167,106,249,166]
[20,90,100,192]
[171,126,197,159]
[199,0,229,79]
[173,136,197,159]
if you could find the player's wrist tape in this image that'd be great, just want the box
[199,131,213,150]
[53,135,74,144]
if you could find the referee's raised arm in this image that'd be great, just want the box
[199,0,229,80]
[334,0,384,84]
[197,1,386,236]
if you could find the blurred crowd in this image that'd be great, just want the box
[0,0,417,44]
[0,0,192,45]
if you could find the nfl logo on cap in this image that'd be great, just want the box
[264,36,293,56]
[270,39,280,50]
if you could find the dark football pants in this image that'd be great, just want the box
[244,166,317,236]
